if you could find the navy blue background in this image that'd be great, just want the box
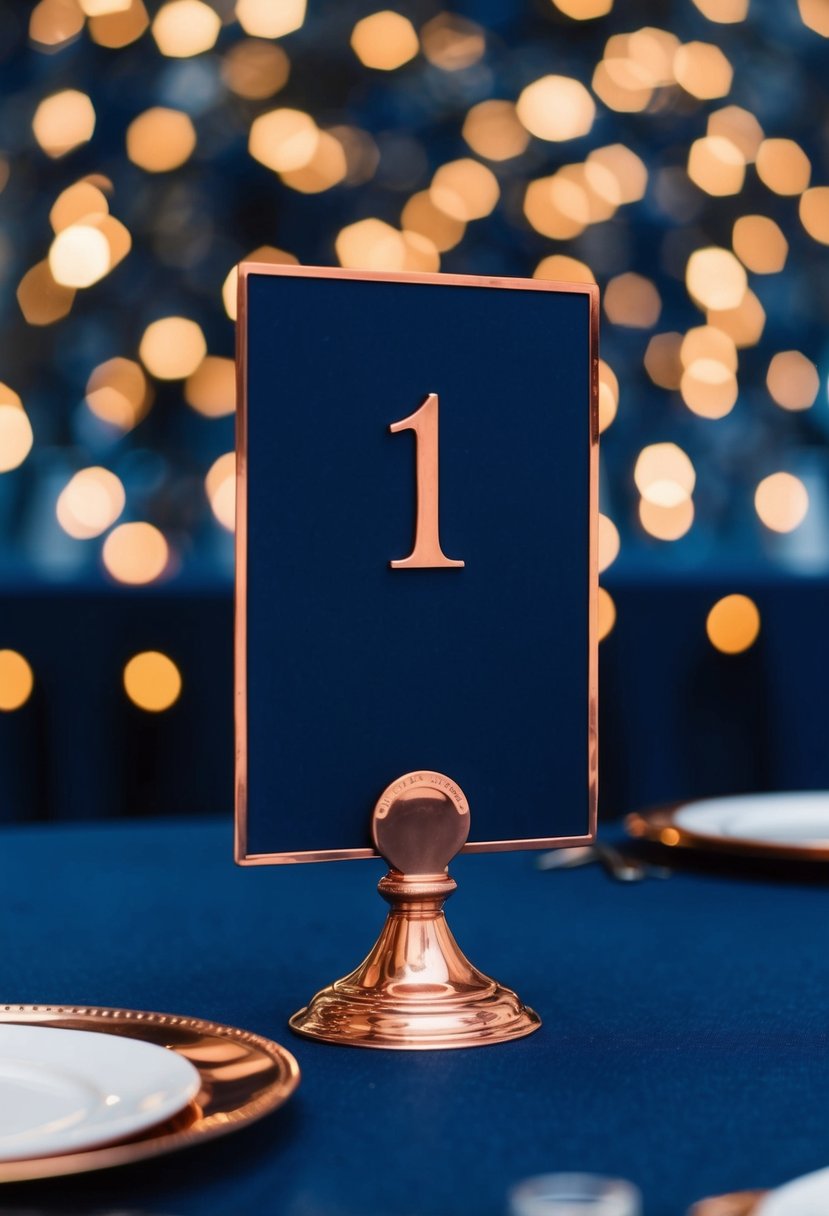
[244,273,592,855]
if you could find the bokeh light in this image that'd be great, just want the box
[755,473,810,533]
[351,12,419,70]
[766,351,819,410]
[139,318,206,380]
[0,385,34,473]
[123,651,182,712]
[32,91,95,158]
[206,453,236,531]
[517,76,595,142]
[0,651,34,712]
[706,594,761,654]
[126,108,196,172]
[597,586,616,642]
[151,0,220,57]
[236,0,306,39]
[56,467,126,539]
[102,522,169,584]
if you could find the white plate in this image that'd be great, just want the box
[0,1023,200,1161]
[758,1167,829,1216]
[674,791,829,849]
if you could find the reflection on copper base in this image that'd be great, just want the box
[289,771,541,1050]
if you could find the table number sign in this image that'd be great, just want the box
[235,264,598,1048]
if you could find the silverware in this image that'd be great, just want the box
[536,842,672,883]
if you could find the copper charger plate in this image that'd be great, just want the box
[625,804,829,864]
[0,1004,300,1183]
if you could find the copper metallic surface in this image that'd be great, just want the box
[235,264,599,865]
[688,1192,766,1215]
[389,392,465,569]
[625,805,829,863]
[289,771,542,1049]
[0,1005,300,1182]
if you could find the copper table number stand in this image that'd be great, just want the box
[289,771,541,1050]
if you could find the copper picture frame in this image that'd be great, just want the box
[235,264,599,866]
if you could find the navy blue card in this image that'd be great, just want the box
[236,267,597,862]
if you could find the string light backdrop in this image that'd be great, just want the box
[1,0,828,646]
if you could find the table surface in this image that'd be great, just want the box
[2,817,828,1216]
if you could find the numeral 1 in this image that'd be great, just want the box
[389,392,464,570]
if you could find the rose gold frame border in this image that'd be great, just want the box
[235,263,599,866]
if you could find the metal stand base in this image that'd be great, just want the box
[289,771,541,1050]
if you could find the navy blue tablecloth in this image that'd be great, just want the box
[2,818,828,1216]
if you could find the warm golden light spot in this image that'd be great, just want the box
[517,75,595,141]
[681,326,738,373]
[558,163,615,223]
[462,100,529,162]
[591,54,653,113]
[586,143,647,204]
[626,27,680,85]
[553,0,612,17]
[50,182,109,233]
[596,360,617,432]
[691,0,748,21]
[185,356,235,417]
[660,827,681,846]
[0,651,34,712]
[80,0,131,11]
[401,231,440,273]
[103,522,169,585]
[126,107,196,173]
[597,587,616,642]
[56,467,126,539]
[755,473,809,533]
[221,39,290,99]
[236,0,306,38]
[687,136,745,196]
[707,594,760,654]
[732,215,788,273]
[401,192,465,252]
[707,105,763,162]
[206,452,235,531]
[604,273,661,328]
[17,261,75,326]
[222,246,298,320]
[30,0,84,50]
[48,224,111,288]
[798,187,829,243]
[430,159,499,221]
[673,41,733,99]
[86,357,151,430]
[88,0,149,47]
[534,254,594,285]
[524,174,588,240]
[335,219,407,271]
[139,317,207,380]
[33,90,96,158]
[152,0,220,56]
[280,130,347,193]
[686,247,746,311]
[124,652,182,712]
[707,288,765,349]
[421,13,484,70]
[0,388,34,473]
[249,108,319,173]
[766,351,819,411]
[680,361,738,419]
[798,0,829,36]
[351,11,418,70]
[756,139,811,195]
[635,443,695,506]
[598,514,620,573]
[644,332,683,390]
[639,498,694,541]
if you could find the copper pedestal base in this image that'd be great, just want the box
[290,771,541,1050]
